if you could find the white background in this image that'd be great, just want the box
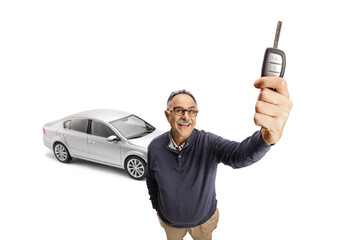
[1,0,359,239]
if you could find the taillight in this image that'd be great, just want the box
[43,127,46,134]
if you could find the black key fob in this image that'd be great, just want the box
[261,21,286,77]
[261,48,286,77]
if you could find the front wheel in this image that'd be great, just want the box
[125,156,146,180]
[53,142,72,163]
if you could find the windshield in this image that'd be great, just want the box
[110,115,155,139]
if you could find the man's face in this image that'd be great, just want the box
[165,94,197,145]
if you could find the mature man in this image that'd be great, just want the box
[146,77,293,240]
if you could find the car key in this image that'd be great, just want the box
[261,21,286,77]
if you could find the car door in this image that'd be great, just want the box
[87,120,122,166]
[63,118,89,158]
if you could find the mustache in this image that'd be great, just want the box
[177,120,193,125]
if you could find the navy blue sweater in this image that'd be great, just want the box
[146,129,271,228]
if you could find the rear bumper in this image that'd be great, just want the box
[43,135,53,149]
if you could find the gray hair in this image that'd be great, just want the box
[166,89,197,109]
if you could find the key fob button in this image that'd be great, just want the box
[268,53,282,64]
[265,63,281,75]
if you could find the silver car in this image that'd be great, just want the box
[43,109,163,180]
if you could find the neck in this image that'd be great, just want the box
[171,130,188,146]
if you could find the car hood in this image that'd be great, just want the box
[127,129,164,148]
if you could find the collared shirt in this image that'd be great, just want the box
[170,135,188,152]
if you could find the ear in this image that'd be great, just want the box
[164,110,170,121]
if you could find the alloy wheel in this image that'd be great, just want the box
[54,144,68,162]
[127,158,145,179]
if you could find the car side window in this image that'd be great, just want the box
[70,119,88,133]
[64,120,70,129]
[91,121,115,138]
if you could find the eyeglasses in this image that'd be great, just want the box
[168,107,199,117]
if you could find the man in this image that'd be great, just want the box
[146,77,293,240]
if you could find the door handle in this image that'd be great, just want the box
[88,140,95,144]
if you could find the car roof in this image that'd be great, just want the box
[66,109,132,123]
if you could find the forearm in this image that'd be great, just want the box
[215,130,271,168]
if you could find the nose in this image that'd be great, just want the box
[181,111,190,120]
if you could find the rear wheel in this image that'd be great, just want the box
[125,156,146,180]
[53,142,72,163]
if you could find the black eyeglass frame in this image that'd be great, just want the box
[167,107,199,117]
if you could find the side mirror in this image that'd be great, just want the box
[107,135,120,142]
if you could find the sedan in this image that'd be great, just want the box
[43,109,163,180]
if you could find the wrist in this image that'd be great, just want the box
[261,128,273,146]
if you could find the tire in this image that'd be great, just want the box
[125,156,146,180]
[53,142,72,163]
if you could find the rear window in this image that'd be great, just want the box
[70,119,88,133]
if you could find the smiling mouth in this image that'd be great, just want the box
[178,122,192,128]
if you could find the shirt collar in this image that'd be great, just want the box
[170,135,187,151]
[167,132,191,152]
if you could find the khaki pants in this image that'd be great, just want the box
[158,208,219,240]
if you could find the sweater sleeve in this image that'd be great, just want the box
[146,147,158,210]
[212,130,271,169]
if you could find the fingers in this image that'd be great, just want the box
[255,101,281,118]
[254,77,290,98]
[253,112,274,130]
[255,100,291,123]
[257,88,293,114]
[257,88,286,105]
